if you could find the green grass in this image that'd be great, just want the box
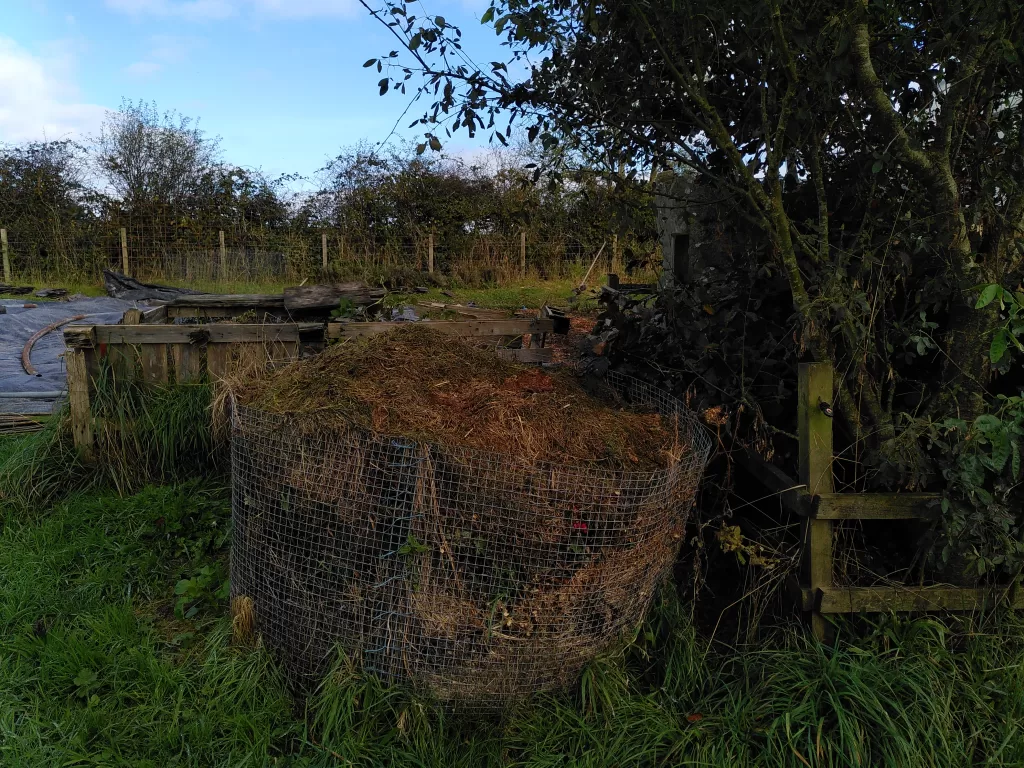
[2,445,1024,766]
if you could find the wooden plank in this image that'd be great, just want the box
[141,305,168,324]
[66,349,94,460]
[63,326,97,349]
[495,347,554,363]
[168,306,279,320]
[140,343,169,386]
[171,343,202,384]
[799,362,834,641]
[815,586,1024,614]
[122,308,143,325]
[206,343,230,380]
[94,323,302,345]
[416,302,509,320]
[283,284,386,312]
[814,493,940,521]
[327,318,556,340]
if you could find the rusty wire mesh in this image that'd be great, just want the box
[229,372,711,707]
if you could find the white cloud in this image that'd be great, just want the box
[124,35,202,78]
[0,37,108,143]
[125,59,163,76]
[105,0,356,20]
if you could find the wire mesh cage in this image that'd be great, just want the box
[230,372,711,707]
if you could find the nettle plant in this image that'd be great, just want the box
[929,285,1024,577]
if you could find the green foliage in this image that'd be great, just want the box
[975,283,1024,368]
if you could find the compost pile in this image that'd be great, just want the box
[230,326,710,706]
[233,325,677,470]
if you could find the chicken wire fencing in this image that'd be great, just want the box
[229,372,711,708]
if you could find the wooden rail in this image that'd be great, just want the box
[326,318,555,340]
[740,362,1018,639]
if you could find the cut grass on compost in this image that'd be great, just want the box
[234,324,679,470]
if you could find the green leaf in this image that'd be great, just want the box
[990,329,1009,364]
[379,78,389,96]
[362,58,377,67]
[871,160,883,174]
[174,579,192,596]
[989,431,1011,473]
[1012,440,1021,481]
[429,136,442,151]
[481,6,494,24]
[434,15,446,27]
[409,32,421,51]
[976,283,1002,309]
[416,143,426,155]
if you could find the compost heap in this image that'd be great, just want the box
[231,325,697,702]
[234,324,680,469]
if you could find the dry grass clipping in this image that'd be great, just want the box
[232,325,677,470]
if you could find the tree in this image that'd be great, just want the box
[96,99,220,215]
[363,0,1024,573]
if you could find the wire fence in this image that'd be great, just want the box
[229,372,711,707]
[0,221,661,287]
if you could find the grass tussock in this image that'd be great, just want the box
[0,370,220,512]
[1,461,1024,765]
[234,325,677,469]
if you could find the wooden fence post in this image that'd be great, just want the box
[120,228,129,276]
[520,230,526,278]
[799,362,834,641]
[428,234,435,274]
[65,347,94,461]
[219,230,227,278]
[1,228,9,283]
[322,232,328,271]
[611,233,618,272]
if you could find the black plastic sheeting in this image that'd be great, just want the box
[0,297,134,414]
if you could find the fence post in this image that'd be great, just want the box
[799,362,834,641]
[120,228,129,276]
[1,229,9,283]
[428,234,434,274]
[520,230,526,278]
[322,232,328,271]
[219,230,227,278]
[611,233,619,272]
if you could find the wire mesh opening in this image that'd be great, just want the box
[230,372,711,707]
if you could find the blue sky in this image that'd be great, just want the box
[0,0,506,181]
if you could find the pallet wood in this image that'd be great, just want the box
[141,305,168,323]
[813,493,939,520]
[122,308,143,325]
[327,318,555,340]
[81,324,305,345]
[171,343,202,384]
[799,363,834,641]
[140,343,168,386]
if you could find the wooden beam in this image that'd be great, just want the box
[814,493,940,521]
[327,318,556,340]
[283,284,386,312]
[815,585,1024,614]
[89,323,302,345]
[322,232,328,270]
[219,230,227,277]
[428,233,435,274]
[799,362,834,641]
[166,293,286,309]
[122,308,143,325]
[63,326,97,349]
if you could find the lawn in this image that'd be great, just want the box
[2,428,1024,766]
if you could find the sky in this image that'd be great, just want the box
[0,0,508,182]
